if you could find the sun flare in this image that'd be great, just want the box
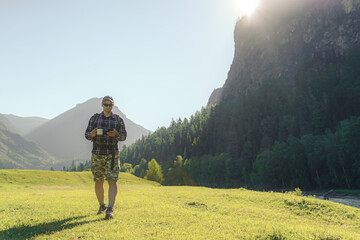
[238,0,260,16]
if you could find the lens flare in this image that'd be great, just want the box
[238,0,260,16]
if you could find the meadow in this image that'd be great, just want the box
[0,170,359,239]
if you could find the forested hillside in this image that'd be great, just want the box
[0,121,58,169]
[121,0,360,190]
[121,61,360,189]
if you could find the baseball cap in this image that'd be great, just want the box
[102,96,114,103]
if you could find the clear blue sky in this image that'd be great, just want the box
[0,0,246,131]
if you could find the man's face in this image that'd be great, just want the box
[102,101,113,113]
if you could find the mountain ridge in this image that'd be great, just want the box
[25,97,151,164]
[0,114,48,135]
[0,97,150,169]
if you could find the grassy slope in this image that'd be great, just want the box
[0,170,359,239]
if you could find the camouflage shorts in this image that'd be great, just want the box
[91,154,120,182]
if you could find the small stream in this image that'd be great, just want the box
[317,196,360,208]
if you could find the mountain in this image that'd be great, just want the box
[0,114,48,135]
[120,0,360,190]
[0,120,58,169]
[211,0,360,104]
[25,98,151,164]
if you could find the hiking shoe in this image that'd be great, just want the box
[105,207,114,220]
[97,204,107,215]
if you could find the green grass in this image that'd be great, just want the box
[0,170,360,239]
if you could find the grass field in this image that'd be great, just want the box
[1,170,360,239]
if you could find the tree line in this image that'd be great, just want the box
[61,160,91,172]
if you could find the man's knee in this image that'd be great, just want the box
[95,179,105,185]
[107,179,118,186]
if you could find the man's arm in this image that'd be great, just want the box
[115,117,127,141]
[85,115,97,141]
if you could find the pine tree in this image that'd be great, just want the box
[69,160,76,172]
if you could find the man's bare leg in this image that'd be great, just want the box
[108,180,118,207]
[105,180,117,219]
[95,180,105,204]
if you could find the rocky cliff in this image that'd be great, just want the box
[211,0,360,104]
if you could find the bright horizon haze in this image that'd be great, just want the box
[0,0,250,131]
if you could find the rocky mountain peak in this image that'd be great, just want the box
[211,0,360,104]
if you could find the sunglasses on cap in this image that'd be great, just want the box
[103,103,113,107]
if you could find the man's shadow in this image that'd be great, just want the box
[0,215,104,239]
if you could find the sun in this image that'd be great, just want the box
[238,0,260,16]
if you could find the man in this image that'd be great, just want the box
[85,96,127,220]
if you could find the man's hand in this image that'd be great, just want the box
[107,129,117,138]
[90,128,97,138]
